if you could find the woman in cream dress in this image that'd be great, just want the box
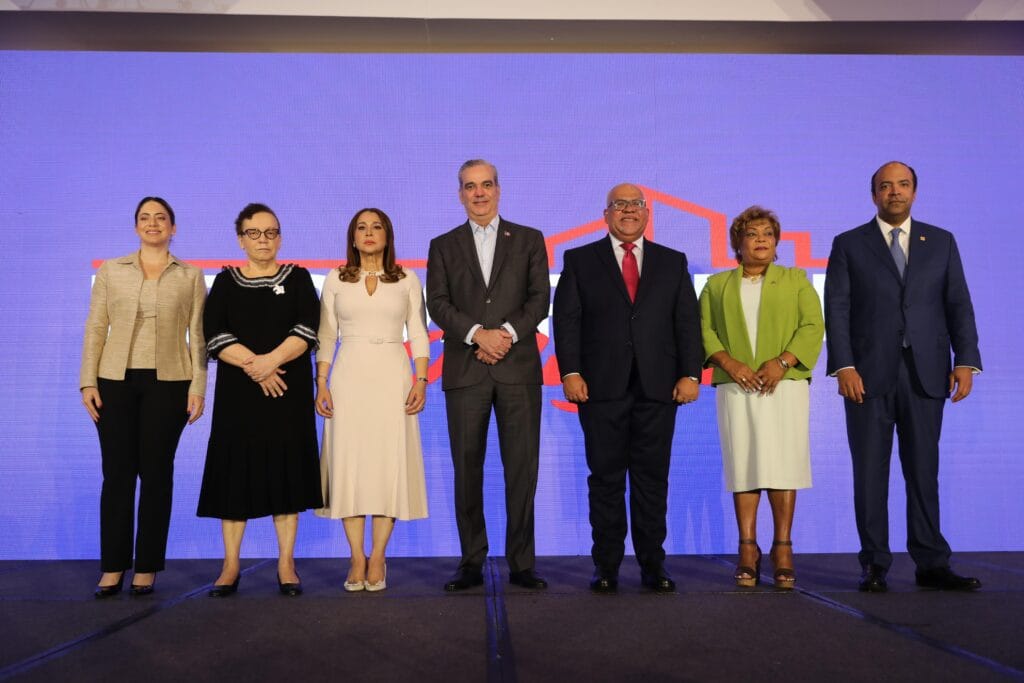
[315,208,430,592]
[700,206,824,590]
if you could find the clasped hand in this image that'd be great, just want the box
[243,354,288,398]
[474,328,513,365]
[724,358,781,396]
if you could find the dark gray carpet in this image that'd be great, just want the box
[1,554,1021,682]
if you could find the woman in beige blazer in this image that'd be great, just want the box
[80,197,207,598]
[700,206,824,590]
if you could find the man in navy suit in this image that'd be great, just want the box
[552,183,702,593]
[825,161,982,592]
[427,160,551,592]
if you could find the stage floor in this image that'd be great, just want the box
[1,553,1021,682]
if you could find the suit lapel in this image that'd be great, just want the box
[454,222,487,288]
[904,219,933,290]
[723,266,755,362]
[859,220,903,283]
[756,263,783,358]
[633,240,655,308]
[594,237,633,305]
[489,219,511,293]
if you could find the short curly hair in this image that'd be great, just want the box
[729,206,781,263]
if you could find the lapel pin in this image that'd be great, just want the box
[919,236,926,241]
[504,231,511,237]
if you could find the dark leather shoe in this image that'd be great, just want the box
[94,573,124,599]
[858,564,888,593]
[208,576,240,598]
[915,567,981,591]
[589,569,618,594]
[509,569,548,589]
[444,567,483,592]
[640,568,676,593]
[278,574,303,597]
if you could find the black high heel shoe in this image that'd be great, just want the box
[734,539,762,588]
[278,573,302,597]
[94,573,124,599]
[130,574,157,596]
[208,576,240,598]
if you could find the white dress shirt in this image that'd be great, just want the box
[463,215,519,345]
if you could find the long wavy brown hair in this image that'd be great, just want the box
[338,208,406,283]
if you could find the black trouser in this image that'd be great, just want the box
[444,376,541,573]
[578,368,678,575]
[96,370,190,573]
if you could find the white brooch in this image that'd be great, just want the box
[504,231,511,237]
[272,284,285,295]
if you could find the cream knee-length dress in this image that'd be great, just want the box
[314,268,430,520]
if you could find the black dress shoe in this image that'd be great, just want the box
[94,574,124,599]
[208,576,240,598]
[858,564,888,593]
[915,567,981,591]
[589,569,618,594]
[509,569,548,589]
[640,568,676,593]
[444,567,483,592]
[278,574,303,597]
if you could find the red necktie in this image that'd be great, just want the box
[621,242,639,303]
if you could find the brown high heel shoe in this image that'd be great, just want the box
[734,539,762,587]
[770,540,796,590]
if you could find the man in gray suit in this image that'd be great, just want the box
[427,160,551,591]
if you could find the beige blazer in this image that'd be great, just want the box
[80,252,207,396]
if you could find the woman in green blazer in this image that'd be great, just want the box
[700,206,823,589]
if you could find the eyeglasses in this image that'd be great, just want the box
[607,199,647,211]
[242,228,281,240]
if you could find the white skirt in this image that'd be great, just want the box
[715,379,812,492]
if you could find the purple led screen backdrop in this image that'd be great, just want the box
[0,52,1020,559]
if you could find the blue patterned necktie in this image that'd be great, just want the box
[889,227,906,279]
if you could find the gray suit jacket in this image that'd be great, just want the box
[426,218,550,391]
[80,252,207,396]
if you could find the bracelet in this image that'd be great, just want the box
[777,357,790,370]
[416,377,428,383]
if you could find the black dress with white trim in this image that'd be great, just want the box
[198,264,323,519]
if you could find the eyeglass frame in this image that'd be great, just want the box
[241,228,281,240]
[607,198,647,211]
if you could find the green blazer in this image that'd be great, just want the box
[699,264,824,386]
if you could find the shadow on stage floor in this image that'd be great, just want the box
[1,553,1022,682]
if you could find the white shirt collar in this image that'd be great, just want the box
[470,216,500,233]
[608,233,644,252]
[876,214,911,235]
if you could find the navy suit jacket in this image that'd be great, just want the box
[426,218,550,391]
[552,237,702,403]
[824,218,982,399]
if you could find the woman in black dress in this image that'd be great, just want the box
[198,203,322,597]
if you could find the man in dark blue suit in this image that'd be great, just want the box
[825,161,982,592]
[552,183,702,593]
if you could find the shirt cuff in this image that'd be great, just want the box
[464,324,482,346]
[829,365,855,377]
[502,322,519,344]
